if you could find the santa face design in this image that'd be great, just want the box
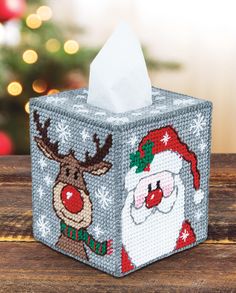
[122,126,202,272]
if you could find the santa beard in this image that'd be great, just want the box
[121,174,185,267]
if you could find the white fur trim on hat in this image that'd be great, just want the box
[149,150,183,175]
[125,150,183,192]
[125,167,144,192]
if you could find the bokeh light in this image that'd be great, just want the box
[26,14,42,29]
[47,89,60,95]
[64,40,79,54]
[45,38,61,53]
[32,79,47,93]
[7,82,23,96]
[22,50,38,64]
[37,6,52,21]
[24,101,30,114]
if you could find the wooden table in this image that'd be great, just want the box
[0,155,235,292]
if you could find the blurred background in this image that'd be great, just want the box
[0,0,235,155]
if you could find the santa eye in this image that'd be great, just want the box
[148,183,152,192]
[156,180,160,188]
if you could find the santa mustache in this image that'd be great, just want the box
[156,185,178,214]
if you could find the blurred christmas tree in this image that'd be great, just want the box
[0,0,180,155]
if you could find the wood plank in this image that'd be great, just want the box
[208,154,236,243]
[0,155,236,243]
[0,242,235,292]
[210,153,236,182]
[0,155,31,183]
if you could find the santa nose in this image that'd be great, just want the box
[145,181,163,209]
[61,185,84,214]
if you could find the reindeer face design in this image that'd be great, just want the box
[33,111,112,230]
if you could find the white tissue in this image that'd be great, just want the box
[87,22,152,113]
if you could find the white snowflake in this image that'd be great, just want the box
[36,215,50,238]
[199,140,207,153]
[152,89,161,95]
[95,186,112,210]
[81,128,90,142]
[39,157,47,171]
[153,96,166,101]
[131,112,142,116]
[150,105,166,114]
[75,94,87,100]
[190,113,206,137]
[93,225,104,239]
[160,131,171,146]
[150,109,161,114]
[194,189,204,205]
[46,96,66,105]
[38,186,45,199]
[107,117,129,124]
[44,174,53,187]
[180,229,189,242]
[195,210,203,222]
[81,88,88,95]
[94,111,106,116]
[156,105,167,110]
[56,120,71,143]
[173,99,195,106]
[73,105,89,114]
[128,135,138,148]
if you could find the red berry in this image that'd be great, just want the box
[61,185,84,214]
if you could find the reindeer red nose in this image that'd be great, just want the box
[61,185,84,214]
[145,181,163,209]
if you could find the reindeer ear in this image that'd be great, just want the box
[84,161,112,176]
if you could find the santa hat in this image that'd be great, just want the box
[125,126,204,204]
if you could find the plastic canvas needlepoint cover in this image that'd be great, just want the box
[30,86,212,277]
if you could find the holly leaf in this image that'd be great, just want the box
[130,140,154,173]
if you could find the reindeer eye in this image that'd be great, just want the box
[66,168,70,176]
[74,171,78,180]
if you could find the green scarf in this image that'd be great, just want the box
[60,221,108,256]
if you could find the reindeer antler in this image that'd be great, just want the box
[33,110,112,169]
[33,110,64,160]
[81,133,112,167]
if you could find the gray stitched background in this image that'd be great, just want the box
[30,87,212,276]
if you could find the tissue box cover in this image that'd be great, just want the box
[30,87,212,277]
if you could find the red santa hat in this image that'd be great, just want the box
[125,126,203,204]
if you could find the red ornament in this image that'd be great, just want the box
[61,185,84,214]
[145,181,163,209]
[0,0,25,23]
[0,131,13,155]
